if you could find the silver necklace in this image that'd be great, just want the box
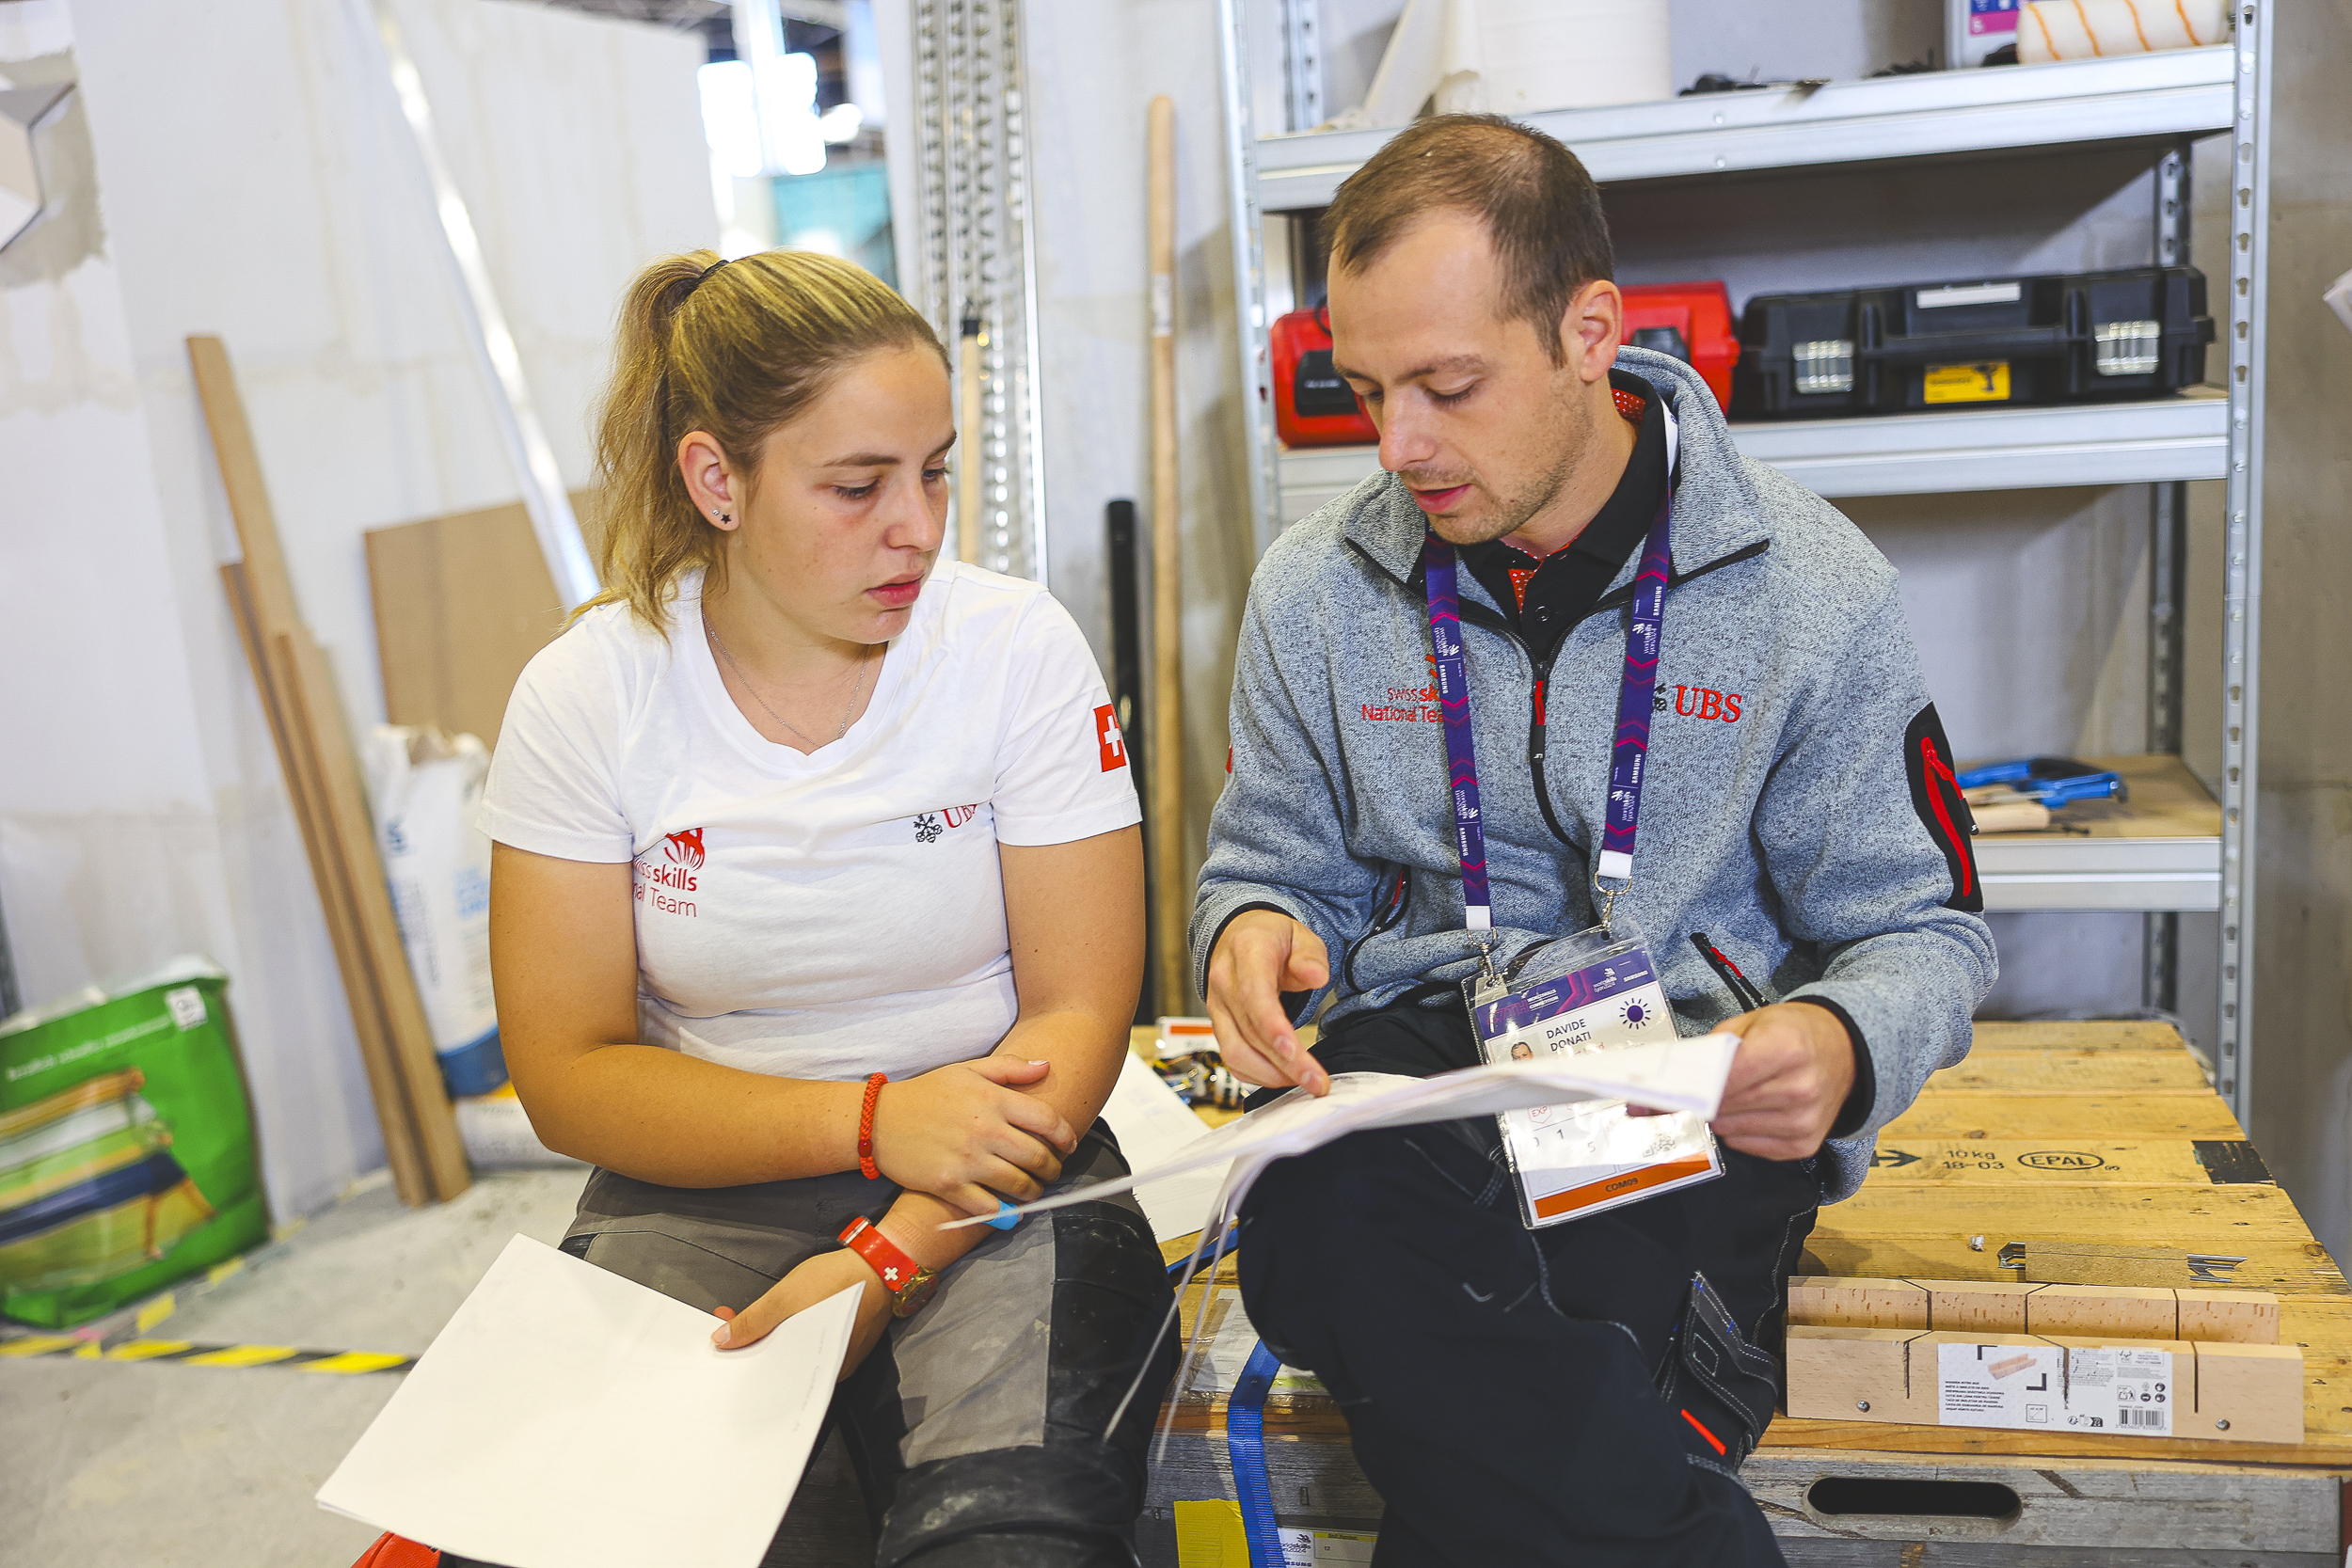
[705,618,873,748]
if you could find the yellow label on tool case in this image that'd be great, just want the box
[1924,361,2011,403]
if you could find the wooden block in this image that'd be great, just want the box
[2193,1341,2304,1445]
[2027,1285,2180,1341]
[1915,1279,2042,1333]
[1785,1325,1931,1423]
[1787,1276,1930,1330]
[2177,1288,2281,1345]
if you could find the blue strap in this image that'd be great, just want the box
[1227,1338,1286,1566]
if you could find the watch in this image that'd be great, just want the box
[838,1215,941,1318]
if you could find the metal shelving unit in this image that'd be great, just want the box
[1215,11,2271,1117]
[1278,393,2231,519]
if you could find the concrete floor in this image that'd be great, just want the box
[2,1167,590,1568]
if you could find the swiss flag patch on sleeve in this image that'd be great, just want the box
[1094,704,1128,771]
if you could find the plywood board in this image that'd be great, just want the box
[364,493,586,748]
[1972,752,2222,842]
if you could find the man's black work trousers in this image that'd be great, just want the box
[1236,1000,1820,1567]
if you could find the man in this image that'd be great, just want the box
[1193,116,1995,1565]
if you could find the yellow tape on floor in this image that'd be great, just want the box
[0,1334,413,1375]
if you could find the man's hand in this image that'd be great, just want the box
[1708,1003,1856,1162]
[711,1247,891,1378]
[1204,910,1332,1096]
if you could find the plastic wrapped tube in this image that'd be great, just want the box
[2017,0,2227,62]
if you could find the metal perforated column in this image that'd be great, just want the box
[911,0,1048,583]
[2216,1,2271,1116]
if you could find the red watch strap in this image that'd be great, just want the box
[857,1072,885,1180]
[839,1215,924,1296]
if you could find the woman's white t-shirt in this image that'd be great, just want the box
[478,563,1139,1083]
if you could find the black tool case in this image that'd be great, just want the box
[1731,265,2213,418]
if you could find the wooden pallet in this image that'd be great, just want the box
[1135,1021,2352,1564]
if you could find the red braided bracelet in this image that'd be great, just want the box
[857,1072,886,1180]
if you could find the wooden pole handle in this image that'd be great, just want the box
[1147,97,1185,1016]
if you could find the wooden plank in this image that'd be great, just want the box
[1883,1093,2244,1139]
[191,337,462,1206]
[189,337,302,640]
[1965,1021,2193,1053]
[363,495,577,748]
[1919,1051,2211,1095]
[222,566,430,1208]
[1862,1139,2239,1185]
[1778,1546,2337,1566]
[275,629,470,1202]
[1802,1234,2344,1295]
[1825,1178,2318,1242]
[1749,1445,2342,1553]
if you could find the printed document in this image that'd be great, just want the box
[317,1234,856,1568]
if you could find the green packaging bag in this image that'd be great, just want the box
[0,957,269,1326]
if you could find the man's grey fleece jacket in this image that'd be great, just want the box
[1189,348,1997,1204]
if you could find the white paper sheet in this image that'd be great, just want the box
[951,1035,1740,1243]
[317,1235,857,1568]
[1102,1052,1231,1243]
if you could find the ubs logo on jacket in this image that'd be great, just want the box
[1655,686,1743,722]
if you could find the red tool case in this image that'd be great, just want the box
[1621,281,1740,410]
[1271,281,1740,446]
[1272,302,1377,448]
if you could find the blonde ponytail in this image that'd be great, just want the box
[583,249,946,634]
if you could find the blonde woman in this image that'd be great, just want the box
[482,250,1172,1567]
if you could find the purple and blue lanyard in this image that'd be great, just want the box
[1422,492,1675,932]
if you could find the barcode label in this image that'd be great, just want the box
[2120,1407,2166,1428]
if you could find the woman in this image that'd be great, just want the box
[482,248,1173,1567]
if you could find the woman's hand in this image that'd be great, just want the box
[871,1055,1077,1216]
[711,1249,892,1376]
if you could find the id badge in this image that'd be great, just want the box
[1464,918,1724,1228]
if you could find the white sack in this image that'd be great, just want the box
[363,726,498,1058]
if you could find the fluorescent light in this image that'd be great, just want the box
[818,102,863,144]
[697,61,762,180]
[759,52,825,176]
